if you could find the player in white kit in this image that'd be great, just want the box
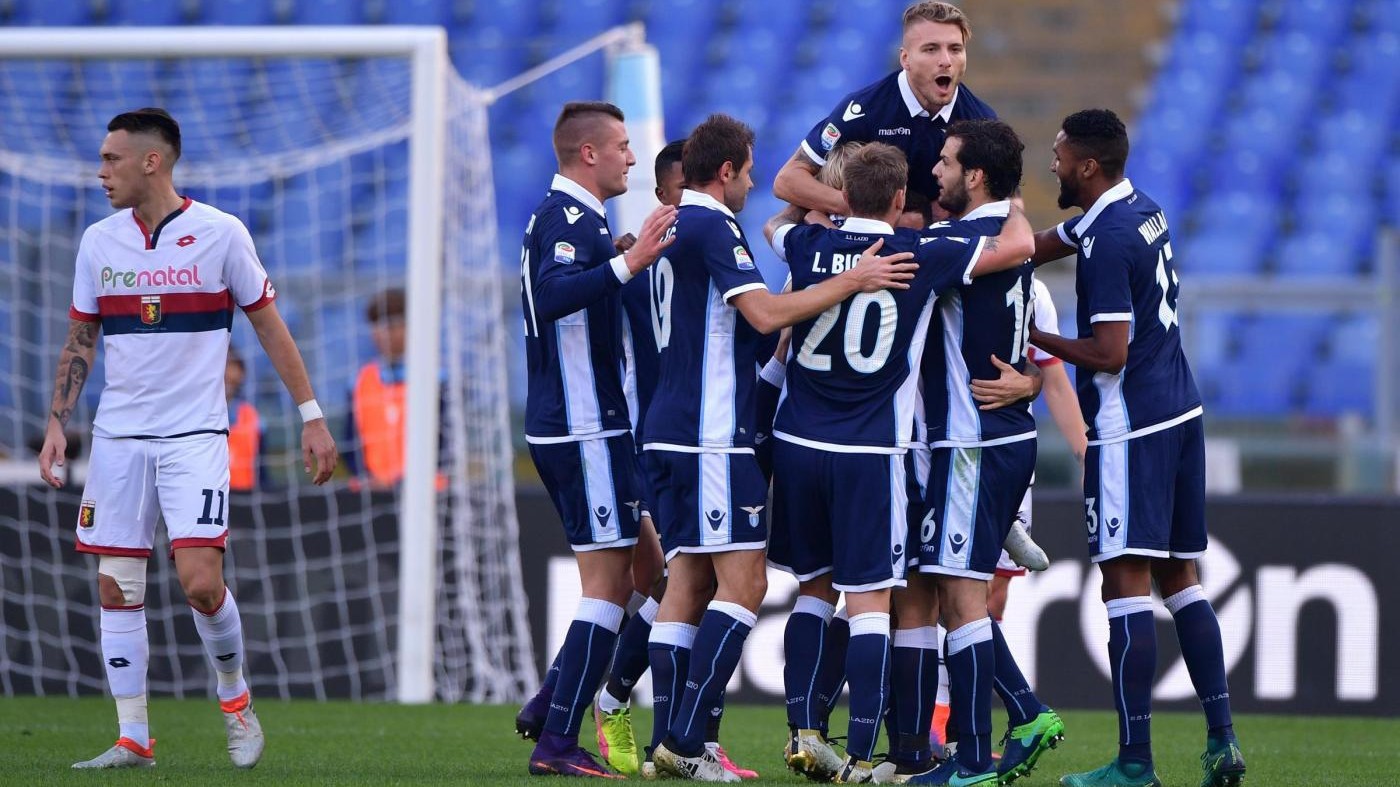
[38,108,338,770]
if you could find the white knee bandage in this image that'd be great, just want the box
[99,555,147,606]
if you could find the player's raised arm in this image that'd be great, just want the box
[38,318,99,488]
[762,202,808,247]
[732,238,917,335]
[774,148,850,217]
[967,202,1035,276]
[1031,225,1076,266]
[245,302,338,484]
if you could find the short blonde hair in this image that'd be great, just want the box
[902,1,971,42]
[817,141,867,190]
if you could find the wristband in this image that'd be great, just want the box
[298,399,324,423]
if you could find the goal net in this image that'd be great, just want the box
[0,29,535,703]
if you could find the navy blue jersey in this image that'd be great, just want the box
[920,202,1036,446]
[520,175,633,442]
[770,217,985,452]
[1057,179,1202,443]
[642,190,770,451]
[800,71,996,203]
[620,271,659,441]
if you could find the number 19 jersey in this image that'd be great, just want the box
[770,217,985,452]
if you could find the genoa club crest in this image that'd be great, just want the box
[140,295,161,325]
[78,500,95,528]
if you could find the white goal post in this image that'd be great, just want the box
[0,27,527,704]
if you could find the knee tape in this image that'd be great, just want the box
[99,555,147,606]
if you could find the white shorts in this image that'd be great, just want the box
[75,434,231,557]
[996,483,1033,576]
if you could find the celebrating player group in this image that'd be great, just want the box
[515,3,1246,787]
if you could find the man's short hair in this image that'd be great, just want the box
[681,114,755,187]
[654,138,686,182]
[108,108,181,162]
[817,141,867,190]
[1060,109,1129,179]
[367,287,406,324]
[902,1,971,41]
[902,189,934,227]
[552,101,626,166]
[946,119,1024,201]
[843,142,909,217]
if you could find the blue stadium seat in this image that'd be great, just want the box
[1173,228,1270,277]
[1135,105,1210,163]
[644,0,720,48]
[1270,0,1355,43]
[1178,0,1261,44]
[1304,360,1373,416]
[1160,30,1241,95]
[731,0,808,42]
[464,0,536,41]
[1126,149,1188,221]
[549,0,628,41]
[18,0,91,25]
[204,0,279,25]
[1191,190,1279,240]
[382,0,454,26]
[1251,32,1329,84]
[105,0,187,25]
[1273,229,1365,277]
[293,0,364,25]
[1385,158,1400,225]
[1315,108,1390,168]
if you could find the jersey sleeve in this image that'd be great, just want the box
[226,219,276,312]
[1056,214,1084,248]
[799,94,871,166]
[918,234,988,292]
[531,212,627,322]
[703,228,768,303]
[774,222,821,266]
[1079,231,1133,324]
[69,227,100,322]
[1027,276,1062,365]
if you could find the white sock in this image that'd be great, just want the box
[101,606,149,746]
[191,589,249,702]
[598,686,628,713]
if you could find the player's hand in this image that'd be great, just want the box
[623,204,678,273]
[971,355,1040,410]
[38,421,67,489]
[301,419,339,485]
[804,209,837,228]
[613,233,637,253]
[849,238,917,292]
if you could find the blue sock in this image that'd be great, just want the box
[1107,596,1156,767]
[1164,586,1235,743]
[889,626,939,766]
[784,595,835,730]
[667,602,754,757]
[543,598,624,739]
[844,612,892,762]
[990,618,1046,727]
[647,621,696,753]
[946,618,995,774]
[706,689,726,743]
[816,611,850,733]
[605,597,659,705]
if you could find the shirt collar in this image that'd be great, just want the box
[959,199,1011,222]
[1076,178,1134,235]
[897,70,959,122]
[840,216,896,235]
[551,173,607,218]
[680,188,735,218]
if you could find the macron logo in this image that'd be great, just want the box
[563,206,584,225]
[842,101,866,122]
[1081,236,1095,259]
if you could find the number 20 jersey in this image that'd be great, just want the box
[1057,178,1201,444]
[771,218,985,452]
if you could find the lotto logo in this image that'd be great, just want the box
[175,234,197,247]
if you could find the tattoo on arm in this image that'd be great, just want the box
[50,322,96,427]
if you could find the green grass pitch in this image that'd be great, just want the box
[2,697,1395,785]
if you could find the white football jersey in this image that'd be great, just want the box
[70,198,275,439]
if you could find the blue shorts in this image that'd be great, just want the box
[918,439,1036,580]
[529,433,644,551]
[769,440,909,592]
[646,449,769,560]
[1086,415,1207,562]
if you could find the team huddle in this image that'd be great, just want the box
[515,3,1246,787]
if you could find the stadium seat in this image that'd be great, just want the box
[546,0,628,41]
[1273,229,1366,277]
[1178,0,1261,44]
[644,0,721,48]
[204,0,279,26]
[1191,190,1279,239]
[1251,32,1330,82]
[382,0,454,27]
[104,0,187,26]
[1268,0,1356,43]
[1315,108,1390,169]
[292,0,363,25]
[17,0,91,26]
[1173,228,1270,277]
[1303,360,1373,416]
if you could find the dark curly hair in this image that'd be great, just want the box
[946,119,1024,201]
[1060,109,1129,178]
